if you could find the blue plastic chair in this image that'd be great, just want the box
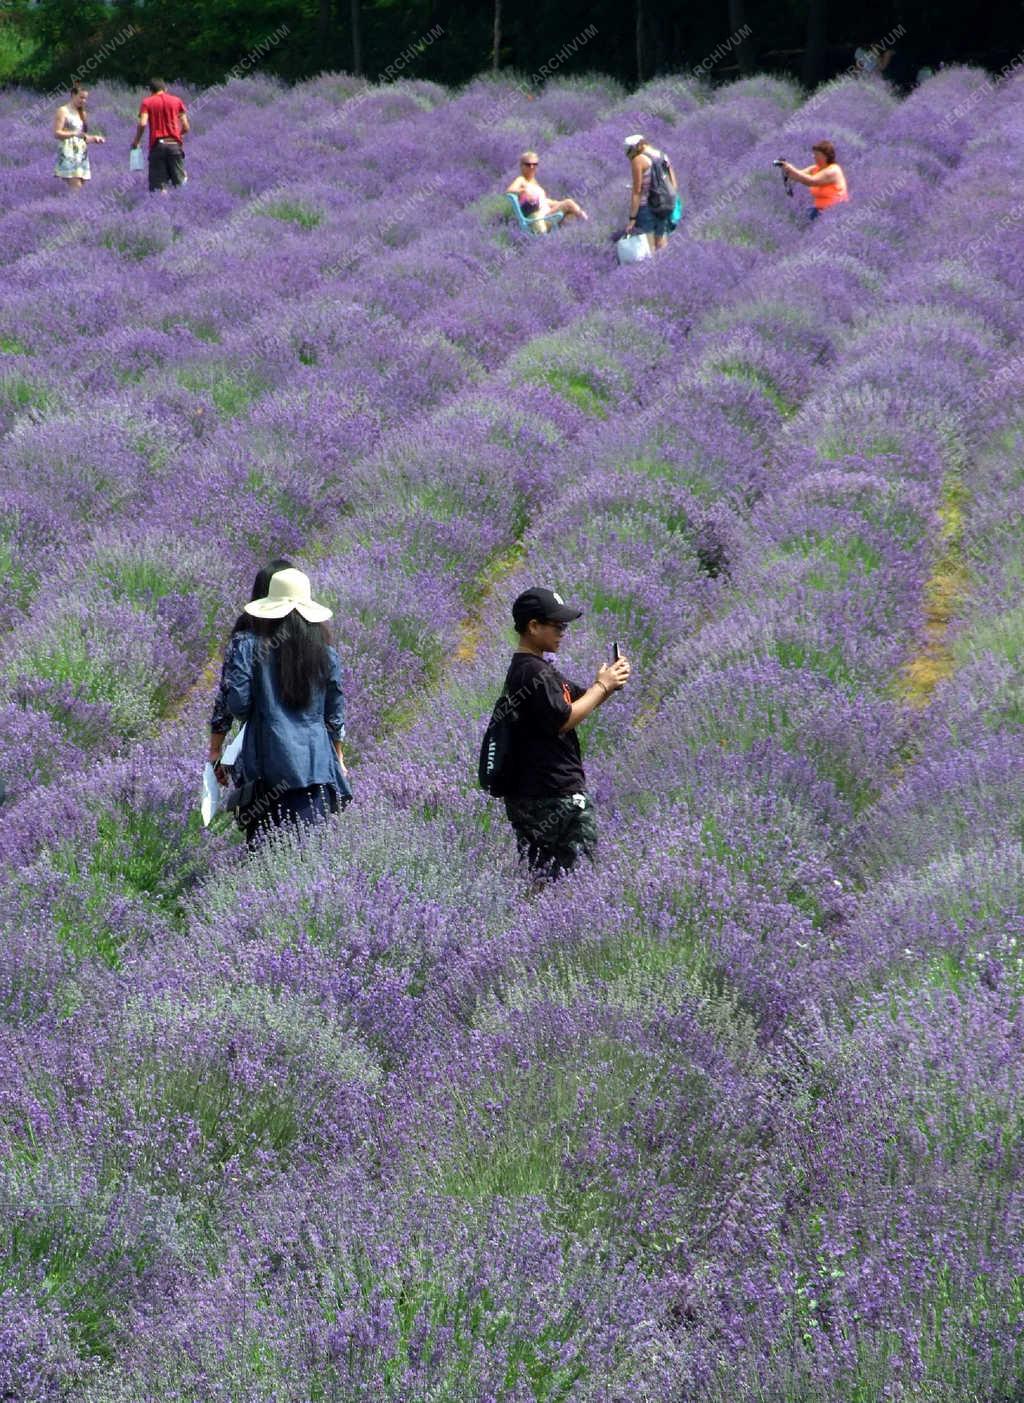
[505,193,565,235]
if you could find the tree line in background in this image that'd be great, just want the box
[0,0,1018,96]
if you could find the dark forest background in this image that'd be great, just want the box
[0,0,1020,93]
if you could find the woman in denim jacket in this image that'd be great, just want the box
[223,567,352,846]
[208,556,293,769]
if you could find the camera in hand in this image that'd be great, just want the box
[773,159,794,197]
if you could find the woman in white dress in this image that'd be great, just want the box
[54,84,105,189]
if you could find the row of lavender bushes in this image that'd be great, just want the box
[0,62,1022,1400]
[1,66,813,1399]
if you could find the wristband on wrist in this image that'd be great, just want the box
[594,679,610,699]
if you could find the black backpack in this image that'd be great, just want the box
[646,149,676,215]
[478,690,520,797]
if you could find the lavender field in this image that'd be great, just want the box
[1,62,1023,1401]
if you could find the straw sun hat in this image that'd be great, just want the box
[243,568,333,622]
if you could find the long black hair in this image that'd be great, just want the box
[256,611,331,710]
[232,557,293,635]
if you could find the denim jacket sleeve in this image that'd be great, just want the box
[224,632,257,722]
[325,647,346,741]
[210,633,239,734]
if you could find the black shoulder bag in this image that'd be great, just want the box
[478,689,521,797]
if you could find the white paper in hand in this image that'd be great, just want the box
[201,763,223,827]
[221,723,246,767]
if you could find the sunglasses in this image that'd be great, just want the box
[546,619,568,633]
[521,161,538,168]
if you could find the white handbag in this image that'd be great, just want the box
[616,233,652,265]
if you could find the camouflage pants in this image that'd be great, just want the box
[504,792,597,880]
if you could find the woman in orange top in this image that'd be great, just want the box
[779,141,848,220]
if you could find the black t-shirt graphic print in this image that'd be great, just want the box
[502,653,587,797]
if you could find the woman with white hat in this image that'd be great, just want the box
[208,556,294,781]
[222,567,352,846]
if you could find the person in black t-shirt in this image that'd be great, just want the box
[502,587,630,880]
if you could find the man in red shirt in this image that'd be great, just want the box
[131,79,189,193]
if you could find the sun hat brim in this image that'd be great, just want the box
[244,598,333,622]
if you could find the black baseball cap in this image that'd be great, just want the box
[512,587,583,631]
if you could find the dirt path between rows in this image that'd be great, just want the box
[897,477,969,708]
